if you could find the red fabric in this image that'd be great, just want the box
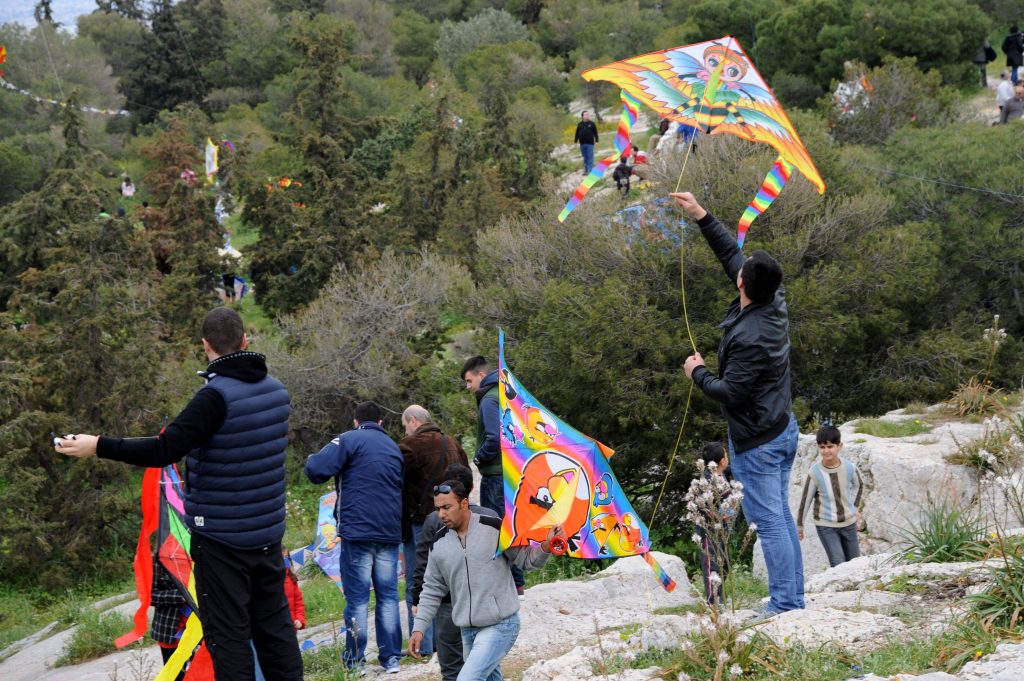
[115,467,162,648]
[284,574,306,628]
[182,643,215,681]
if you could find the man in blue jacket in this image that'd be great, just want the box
[55,307,301,681]
[671,191,804,618]
[305,401,404,673]
[461,355,526,596]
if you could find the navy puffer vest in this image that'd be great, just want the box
[185,373,290,548]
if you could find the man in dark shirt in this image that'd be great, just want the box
[54,307,302,681]
[671,191,804,618]
[573,110,599,174]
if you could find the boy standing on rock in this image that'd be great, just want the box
[797,425,864,567]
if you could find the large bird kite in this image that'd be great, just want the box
[560,37,825,247]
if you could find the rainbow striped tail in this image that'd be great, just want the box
[643,551,677,592]
[736,156,794,248]
[558,90,641,222]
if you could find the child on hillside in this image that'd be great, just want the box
[694,442,733,606]
[612,155,633,197]
[797,425,864,567]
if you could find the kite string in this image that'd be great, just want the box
[648,381,693,529]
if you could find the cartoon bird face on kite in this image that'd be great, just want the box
[512,451,591,544]
[523,406,559,447]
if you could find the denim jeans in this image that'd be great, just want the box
[580,144,595,174]
[815,522,860,568]
[1014,65,1020,84]
[339,540,403,669]
[728,414,804,612]
[458,612,520,681]
[402,522,434,655]
[479,476,524,588]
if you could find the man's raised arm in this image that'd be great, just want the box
[670,192,746,283]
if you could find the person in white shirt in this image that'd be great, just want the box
[996,72,1015,113]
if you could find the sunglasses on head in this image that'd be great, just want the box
[433,484,454,494]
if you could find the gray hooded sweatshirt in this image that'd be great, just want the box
[413,513,549,632]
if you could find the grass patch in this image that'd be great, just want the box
[300,571,347,628]
[302,642,361,681]
[855,418,931,438]
[689,564,768,610]
[901,401,931,415]
[54,609,137,666]
[0,577,135,653]
[881,575,929,594]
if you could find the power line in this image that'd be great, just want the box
[847,160,1024,201]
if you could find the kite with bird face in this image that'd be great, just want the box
[560,37,825,247]
[496,330,675,591]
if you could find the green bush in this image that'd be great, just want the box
[55,609,135,667]
[898,495,986,564]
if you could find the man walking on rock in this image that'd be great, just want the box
[671,191,804,618]
[573,110,599,175]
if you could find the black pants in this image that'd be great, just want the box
[192,533,303,681]
[815,523,860,568]
[159,645,186,681]
[697,527,729,605]
[435,600,462,681]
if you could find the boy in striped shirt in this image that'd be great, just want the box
[797,425,864,567]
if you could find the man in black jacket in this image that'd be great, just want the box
[1003,25,1024,83]
[671,191,804,617]
[55,307,302,681]
[573,110,599,174]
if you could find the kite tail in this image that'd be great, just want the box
[736,156,794,249]
[643,551,676,592]
[558,89,641,222]
[114,467,161,648]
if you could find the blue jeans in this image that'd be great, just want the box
[728,414,804,612]
[458,612,520,681]
[479,476,524,588]
[1014,65,1020,84]
[580,144,595,174]
[402,522,434,655]
[339,540,403,669]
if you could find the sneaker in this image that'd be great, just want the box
[516,585,526,600]
[746,603,784,625]
[384,656,401,674]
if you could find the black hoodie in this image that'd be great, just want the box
[98,351,269,467]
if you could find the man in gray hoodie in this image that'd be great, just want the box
[409,481,564,680]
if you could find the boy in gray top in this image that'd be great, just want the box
[409,480,564,680]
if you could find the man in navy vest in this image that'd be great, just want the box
[305,401,404,674]
[54,307,302,681]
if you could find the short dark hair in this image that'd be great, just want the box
[460,355,491,379]
[740,250,783,304]
[435,479,469,500]
[700,442,727,466]
[202,307,244,354]
[354,401,382,423]
[443,463,475,494]
[1012,24,1019,33]
[581,110,588,116]
[816,425,842,445]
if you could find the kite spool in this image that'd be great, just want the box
[549,536,567,556]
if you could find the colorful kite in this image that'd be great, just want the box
[0,45,6,77]
[118,465,213,681]
[497,331,675,591]
[735,156,794,248]
[560,36,824,245]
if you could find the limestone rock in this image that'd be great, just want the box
[752,607,906,651]
[959,641,1024,681]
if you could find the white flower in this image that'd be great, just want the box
[729,664,743,677]
[748,522,758,532]
[370,202,387,214]
[718,651,730,663]
[691,533,702,544]
[708,460,718,470]
[677,673,692,681]
[709,571,722,585]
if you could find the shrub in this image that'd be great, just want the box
[55,609,135,666]
[897,495,985,564]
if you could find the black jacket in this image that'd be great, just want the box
[1003,32,1024,67]
[690,213,793,452]
[574,120,598,145]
